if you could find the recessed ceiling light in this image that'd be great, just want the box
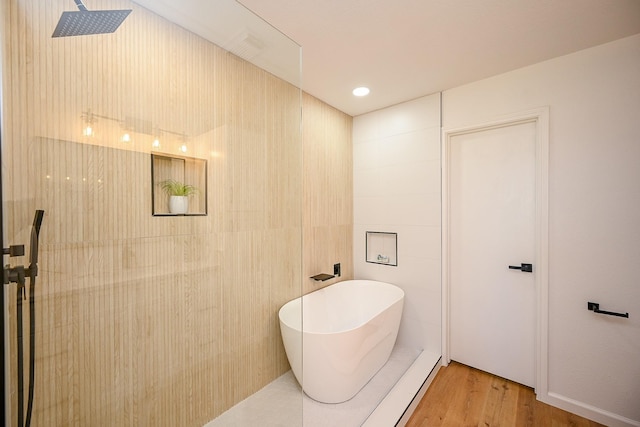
[353,87,370,97]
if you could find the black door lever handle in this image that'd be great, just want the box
[508,263,533,272]
[587,302,629,318]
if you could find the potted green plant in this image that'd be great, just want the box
[160,179,198,214]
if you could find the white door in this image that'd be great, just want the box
[449,120,536,387]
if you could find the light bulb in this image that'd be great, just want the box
[180,144,187,153]
[122,133,131,142]
[83,126,93,136]
[152,138,160,148]
[352,87,370,97]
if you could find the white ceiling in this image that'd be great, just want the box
[237,0,640,116]
[135,0,640,117]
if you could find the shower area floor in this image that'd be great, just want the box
[205,346,422,427]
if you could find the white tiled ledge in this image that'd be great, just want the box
[361,350,441,427]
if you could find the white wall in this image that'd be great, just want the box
[353,94,441,356]
[443,34,640,426]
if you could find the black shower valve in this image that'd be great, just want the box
[4,264,26,286]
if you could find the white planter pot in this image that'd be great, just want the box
[169,195,189,214]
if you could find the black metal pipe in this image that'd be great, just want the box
[73,0,89,12]
[17,281,25,427]
[25,210,43,426]
[25,276,36,426]
[1,49,7,427]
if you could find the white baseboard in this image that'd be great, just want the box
[538,392,640,427]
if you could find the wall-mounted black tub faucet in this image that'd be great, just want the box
[310,273,334,281]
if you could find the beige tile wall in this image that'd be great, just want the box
[2,1,351,426]
[302,94,353,294]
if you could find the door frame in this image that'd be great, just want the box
[441,107,549,395]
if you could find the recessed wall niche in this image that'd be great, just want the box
[151,153,207,216]
[365,231,398,266]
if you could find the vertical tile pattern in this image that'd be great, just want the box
[302,94,353,294]
[0,1,318,425]
[353,95,442,355]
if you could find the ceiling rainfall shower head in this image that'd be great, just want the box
[52,0,132,38]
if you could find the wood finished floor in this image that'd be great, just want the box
[405,361,606,427]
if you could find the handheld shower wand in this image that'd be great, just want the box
[2,210,45,427]
[24,210,44,427]
[29,210,44,268]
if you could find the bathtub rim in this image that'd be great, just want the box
[278,279,405,335]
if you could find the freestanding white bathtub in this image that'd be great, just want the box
[278,280,404,403]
